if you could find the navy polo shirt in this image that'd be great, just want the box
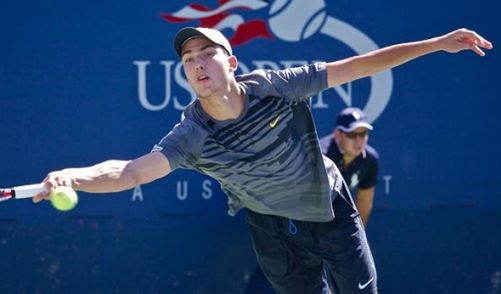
[324,138,379,190]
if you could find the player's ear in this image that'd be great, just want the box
[228,55,238,73]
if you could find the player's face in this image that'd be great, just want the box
[337,127,369,157]
[181,38,236,99]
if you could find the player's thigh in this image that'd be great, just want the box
[245,209,326,294]
[321,216,377,294]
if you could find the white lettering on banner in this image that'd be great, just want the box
[130,181,215,202]
[383,175,392,195]
[131,177,391,202]
[250,60,280,71]
[177,180,188,200]
[202,180,213,200]
[175,180,215,200]
[312,90,328,109]
[333,83,352,107]
[134,61,198,111]
[132,185,143,201]
[134,61,173,111]
[134,59,350,114]
[173,62,197,110]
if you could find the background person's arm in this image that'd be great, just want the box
[355,187,375,227]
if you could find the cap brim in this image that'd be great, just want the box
[174,27,205,57]
[336,122,373,132]
[173,27,232,57]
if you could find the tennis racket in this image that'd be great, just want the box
[0,183,46,202]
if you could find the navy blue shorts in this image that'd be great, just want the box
[245,192,377,294]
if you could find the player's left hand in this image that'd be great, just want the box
[439,28,493,56]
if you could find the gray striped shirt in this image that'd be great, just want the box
[154,62,342,222]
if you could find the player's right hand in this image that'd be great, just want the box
[439,28,493,56]
[32,171,74,203]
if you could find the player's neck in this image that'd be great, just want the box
[200,82,245,121]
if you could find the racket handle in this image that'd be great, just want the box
[13,183,47,199]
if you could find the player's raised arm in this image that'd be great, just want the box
[326,28,493,87]
[32,152,172,202]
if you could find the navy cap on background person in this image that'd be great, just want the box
[173,27,233,56]
[335,107,374,132]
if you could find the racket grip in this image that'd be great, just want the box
[13,183,47,199]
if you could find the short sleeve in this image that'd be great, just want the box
[237,62,328,104]
[270,62,328,103]
[152,119,205,170]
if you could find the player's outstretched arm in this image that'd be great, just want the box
[32,152,172,202]
[326,28,493,87]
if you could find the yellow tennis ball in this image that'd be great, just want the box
[50,186,78,211]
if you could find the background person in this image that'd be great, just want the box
[321,107,378,226]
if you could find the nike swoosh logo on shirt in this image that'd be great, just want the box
[269,115,280,128]
[358,276,374,290]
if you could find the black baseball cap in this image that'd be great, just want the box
[173,27,233,57]
[335,107,374,132]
